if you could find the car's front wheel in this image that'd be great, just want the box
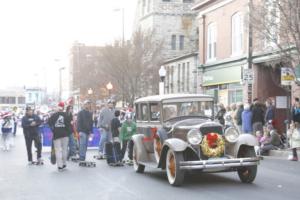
[166,149,185,186]
[132,144,145,173]
[237,146,257,183]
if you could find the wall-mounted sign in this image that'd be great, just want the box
[281,67,295,85]
[276,96,288,109]
[243,69,253,83]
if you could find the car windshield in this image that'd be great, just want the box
[162,101,214,121]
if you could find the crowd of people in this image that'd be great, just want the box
[15,99,136,171]
[215,97,300,161]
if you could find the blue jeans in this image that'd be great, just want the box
[68,134,77,158]
[98,128,112,155]
[79,132,89,161]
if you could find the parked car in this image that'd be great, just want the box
[131,94,259,186]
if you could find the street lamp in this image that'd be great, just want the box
[59,67,65,101]
[159,66,166,95]
[106,82,113,98]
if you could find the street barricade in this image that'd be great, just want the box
[40,124,101,147]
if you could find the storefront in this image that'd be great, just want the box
[201,61,245,106]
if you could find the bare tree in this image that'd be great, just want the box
[250,0,300,66]
[100,29,164,105]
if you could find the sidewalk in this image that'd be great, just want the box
[267,149,292,159]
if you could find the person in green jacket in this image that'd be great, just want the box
[120,114,136,163]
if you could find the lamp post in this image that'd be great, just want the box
[106,82,113,98]
[59,67,65,101]
[159,66,166,95]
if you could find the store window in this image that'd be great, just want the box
[171,35,176,50]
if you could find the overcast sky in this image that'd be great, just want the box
[0,0,137,92]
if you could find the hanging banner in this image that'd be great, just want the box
[281,67,295,85]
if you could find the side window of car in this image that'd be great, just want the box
[150,103,160,121]
[141,104,148,121]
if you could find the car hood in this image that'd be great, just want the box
[166,118,221,130]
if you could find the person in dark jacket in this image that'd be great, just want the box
[77,100,93,161]
[48,102,72,171]
[235,103,244,133]
[265,99,275,124]
[22,107,43,165]
[252,99,265,134]
[215,103,226,126]
[292,101,300,123]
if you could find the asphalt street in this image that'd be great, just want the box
[0,129,300,200]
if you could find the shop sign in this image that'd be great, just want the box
[281,67,295,85]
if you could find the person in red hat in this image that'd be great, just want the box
[48,102,72,171]
[1,112,13,151]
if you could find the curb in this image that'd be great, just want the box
[268,149,291,158]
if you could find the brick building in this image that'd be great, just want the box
[192,0,299,133]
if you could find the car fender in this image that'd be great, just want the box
[227,134,258,157]
[131,134,149,163]
[158,138,189,169]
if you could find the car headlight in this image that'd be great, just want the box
[187,129,202,145]
[224,127,239,143]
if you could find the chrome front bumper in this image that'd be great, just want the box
[180,157,259,170]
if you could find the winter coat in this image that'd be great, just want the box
[98,108,115,131]
[216,108,226,125]
[120,121,136,141]
[242,110,253,133]
[236,107,244,125]
[22,114,42,138]
[1,118,13,134]
[292,107,300,123]
[48,111,72,140]
[287,128,300,148]
[252,104,265,125]
[265,105,275,123]
[77,109,93,134]
[111,117,121,138]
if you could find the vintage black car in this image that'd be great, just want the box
[131,94,259,186]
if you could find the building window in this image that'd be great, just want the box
[171,35,176,50]
[232,12,243,55]
[179,35,184,50]
[183,0,193,3]
[264,0,280,48]
[18,97,25,104]
[28,93,32,102]
[171,67,174,93]
[147,0,151,13]
[207,23,217,61]
[177,64,181,93]
[162,0,171,2]
[187,62,190,92]
[182,63,185,92]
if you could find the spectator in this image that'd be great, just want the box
[287,122,300,161]
[97,100,115,159]
[48,102,72,171]
[242,103,253,134]
[265,99,275,124]
[215,103,226,126]
[252,98,265,134]
[77,100,93,161]
[120,113,136,164]
[234,102,244,133]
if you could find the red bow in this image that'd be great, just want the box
[206,133,218,148]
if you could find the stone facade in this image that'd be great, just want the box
[134,0,198,60]
[163,53,199,94]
